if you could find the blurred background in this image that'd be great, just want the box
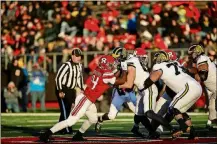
[1,1,217,113]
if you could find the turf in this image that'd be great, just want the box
[1,113,216,139]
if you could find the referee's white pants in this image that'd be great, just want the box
[50,93,97,133]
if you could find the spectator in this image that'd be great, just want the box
[84,15,99,36]
[29,63,47,112]
[60,12,78,37]
[127,12,137,34]
[4,81,22,113]
[8,59,25,92]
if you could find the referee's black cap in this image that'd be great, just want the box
[72,48,82,57]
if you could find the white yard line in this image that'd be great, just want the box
[1,112,208,117]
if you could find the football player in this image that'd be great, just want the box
[107,47,161,138]
[95,47,142,136]
[142,51,202,138]
[95,48,137,134]
[152,50,198,139]
[188,44,217,125]
[39,55,128,142]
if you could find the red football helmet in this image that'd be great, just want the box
[134,48,149,69]
[134,48,147,57]
[165,49,177,61]
[98,55,116,70]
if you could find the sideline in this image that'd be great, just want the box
[1,112,208,116]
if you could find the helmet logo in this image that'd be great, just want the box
[101,58,107,64]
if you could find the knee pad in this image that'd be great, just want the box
[182,113,191,121]
[89,116,98,124]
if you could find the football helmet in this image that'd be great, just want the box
[188,44,204,61]
[165,49,178,61]
[112,47,128,61]
[134,48,149,68]
[153,51,170,64]
[98,55,116,71]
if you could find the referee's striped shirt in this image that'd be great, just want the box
[55,59,84,91]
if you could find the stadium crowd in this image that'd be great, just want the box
[1,1,217,64]
[1,1,217,112]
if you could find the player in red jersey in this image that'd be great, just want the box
[39,55,128,142]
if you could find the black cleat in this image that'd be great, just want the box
[39,129,52,143]
[147,131,160,139]
[72,131,87,141]
[188,126,198,140]
[95,121,102,133]
[131,126,145,138]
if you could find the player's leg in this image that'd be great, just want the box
[152,92,172,133]
[39,94,92,142]
[73,104,98,141]
[208,92,217,125]
[127,91,137,113]
[95,89,124,132]
[131,92,145,137]
[169,82,202,137]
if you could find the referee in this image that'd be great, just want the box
[55,48,84,134]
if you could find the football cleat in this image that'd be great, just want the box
[39,129,52,143]
[171,129,183,140]
[187,126,199,140]
[95,121,102,133]
[72,131,87,141]
[147,131,160,139]
[131,126,145,138]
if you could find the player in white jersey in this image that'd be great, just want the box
[112,47,162,138]
[152,50,198,139]
[142,51,202,138]
[188,44,217,124]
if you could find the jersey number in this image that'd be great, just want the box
[166,63,180,75]
[91,75,99,89]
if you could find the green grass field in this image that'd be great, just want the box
[1,113,216,139]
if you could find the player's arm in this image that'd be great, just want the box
[197,62,208,82]
[114,70,127,85]
[118,66,136,89]
[142,69,162,90]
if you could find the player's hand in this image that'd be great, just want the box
[59,92,65,98]
[121,62,128,71]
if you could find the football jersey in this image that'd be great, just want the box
[153,62,197,93]
[196,55,217,93]
[124,54,150,90]
[84,67,115,103]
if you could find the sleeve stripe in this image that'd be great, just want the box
[128,65,136,68]
[198,61,207,66]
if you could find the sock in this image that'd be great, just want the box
[207,120,212,125]
[134,115,141,127]
[177,118,188,132]
[164,113,174,123]
[50,120,69,133]
[100,113,110,122]
[79,120,92,133]
[150,120,160,131]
